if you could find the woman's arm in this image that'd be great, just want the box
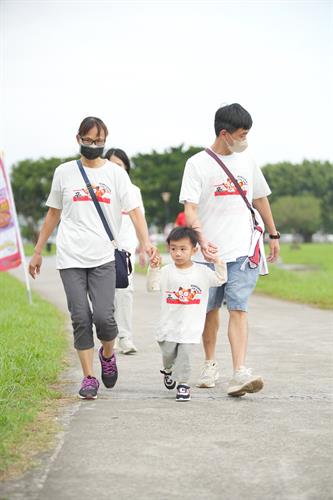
[29,208,61,278]
[128,207,157,259]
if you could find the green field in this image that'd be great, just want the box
[137,243,333,309]
[24,242,56,256]
[0,273,68,477]
[256,243,333,309]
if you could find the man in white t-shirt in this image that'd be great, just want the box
[179,103,280,396]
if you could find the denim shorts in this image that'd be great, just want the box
[198,256,260,313]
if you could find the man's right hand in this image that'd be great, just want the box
[29,253,42,279]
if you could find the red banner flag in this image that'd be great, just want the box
[0,157,22,271]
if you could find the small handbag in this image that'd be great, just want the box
[205,148,268,274]
[77,160,132,288]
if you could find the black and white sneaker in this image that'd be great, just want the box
[160,369,176,390]
[176,384,191,401]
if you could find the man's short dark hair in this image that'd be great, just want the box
[214,103,252,136]
[166,226,199,247]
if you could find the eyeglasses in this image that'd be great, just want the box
[79,136,105,147]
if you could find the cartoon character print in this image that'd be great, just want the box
[166,285,202,305]
[214,176,247,197]
[0,190,13,229]
[73,183,111,204]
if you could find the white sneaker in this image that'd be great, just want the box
[196,361,219,388]
[227,366,263,397]
[118,338,138,355]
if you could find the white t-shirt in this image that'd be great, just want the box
[147,262,227,343]
[46,160,139,269]
[179,149,271,263]
[119,184,145,256]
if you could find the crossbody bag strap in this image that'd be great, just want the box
[205,148,258,224]
[76,159,116,244]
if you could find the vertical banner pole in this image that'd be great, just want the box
[0,153,33,304]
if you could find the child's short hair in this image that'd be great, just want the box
[166,226,199,247]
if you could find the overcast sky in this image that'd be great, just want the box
[1,0,332,170]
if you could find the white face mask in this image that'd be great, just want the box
[226,134,248,153]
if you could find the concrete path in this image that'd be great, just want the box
[1,257,333,500]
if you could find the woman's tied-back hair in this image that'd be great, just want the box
[78,116,108,138]
[166,226,199,248]
[104,148,131,176]
[214,103,252,136]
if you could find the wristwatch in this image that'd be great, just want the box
[269,231,281,239]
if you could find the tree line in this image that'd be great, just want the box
[10,147,333,242]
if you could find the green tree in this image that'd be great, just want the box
[131,145,202,228]
[263,160,333,201]
[321,173,333,233]
[11,156,75,242]
[271,195,322,242]
[262,160,333,234]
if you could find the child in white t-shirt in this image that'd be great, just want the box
[147,227,227,401]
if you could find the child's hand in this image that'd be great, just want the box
[200,239,218,262]
[150,254,161,268]
[211,253,222,264]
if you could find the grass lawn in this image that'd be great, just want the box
[24,242,56,257]
[0,272,68,478]
[256,243,333,309]
[137,243,333,309]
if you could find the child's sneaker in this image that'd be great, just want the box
[176,384,191,401]
[99,346,118,388]
[78,376,99,399]
[196,361,219,388]
[160,369,176,390]
[227,366,263,397]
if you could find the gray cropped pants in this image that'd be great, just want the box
[59,261,118,350]
[158,341,192,384]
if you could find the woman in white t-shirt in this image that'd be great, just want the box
[29,117,156,400]
[104,148,146,355]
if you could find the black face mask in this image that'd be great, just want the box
[80,144,104,160]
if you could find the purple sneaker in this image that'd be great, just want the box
[78,376,99,400]
[99,346,118,388]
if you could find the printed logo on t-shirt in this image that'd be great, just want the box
[214,176,247,197]
[73,183,111,204]
[165,285,202,305]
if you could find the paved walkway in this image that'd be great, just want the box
[1,257,333,500]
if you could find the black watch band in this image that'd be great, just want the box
[269,231,281,240]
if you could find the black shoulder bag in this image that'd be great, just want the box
[77,160,132,288]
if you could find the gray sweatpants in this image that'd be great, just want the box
[158,341,192,384]
[59,261,118,350]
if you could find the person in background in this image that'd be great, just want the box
[29,117,156,399]
[175,211,187,227]
[105,148,146,355]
